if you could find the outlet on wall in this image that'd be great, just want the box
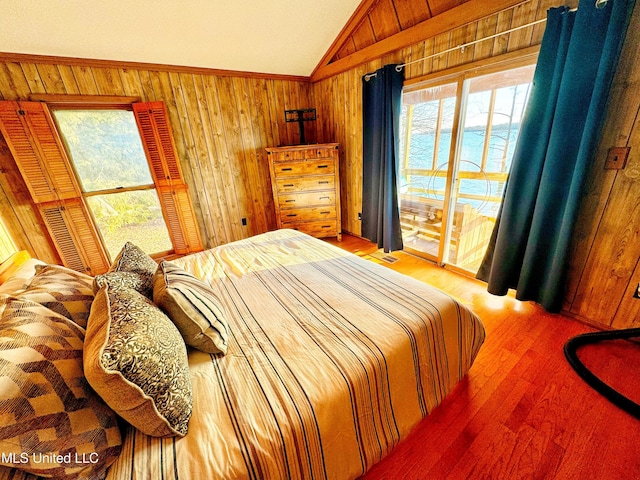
[634,283,640,299]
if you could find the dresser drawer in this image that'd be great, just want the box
[272,159,335,177]
[276,175,334,193]
[278,191,335,209]
[290,220,338,238]
[280,206,336,223]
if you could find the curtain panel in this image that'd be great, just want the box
[361,64,405,253]
[477,0,636,312]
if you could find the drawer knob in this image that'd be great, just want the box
[283,183,294,187]
[286,214,297,217]
[282,167,293,171]
[285,199,296,203]
[317,165,328,169]
[318,181,329,184]
[319,196,330,200]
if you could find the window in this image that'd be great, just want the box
[52,108,173,260]
[0,100,202,275]
[399,63,535,273]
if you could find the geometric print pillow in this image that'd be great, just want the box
[0,295,122,480]
[18,264,95,329]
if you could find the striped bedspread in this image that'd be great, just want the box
[106,229,485,480]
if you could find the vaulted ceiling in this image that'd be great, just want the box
[1,0,480,78]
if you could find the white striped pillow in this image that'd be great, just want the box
[153,261,229,354]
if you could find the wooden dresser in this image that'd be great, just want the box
[266,143,341,240]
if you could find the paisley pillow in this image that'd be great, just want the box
[107,242,157,299]
[84,284,192,437]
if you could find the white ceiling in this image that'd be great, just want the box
[1,0,361,77]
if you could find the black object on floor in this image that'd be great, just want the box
[564,327,640,420]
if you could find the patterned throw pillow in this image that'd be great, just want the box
[93,271,149,296]
[107,242,158,299]
[18,264,94,328]
[0,296,122,480]
[84,284,193,437]
[154,261,229,354]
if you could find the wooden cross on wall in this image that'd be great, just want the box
[285,108,316,144]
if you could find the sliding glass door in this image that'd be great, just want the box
[399,64,535,273]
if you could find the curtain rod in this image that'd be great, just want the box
[365,0,605,80]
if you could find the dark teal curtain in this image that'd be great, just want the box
[362,64,405,252]
[477,0,635,312]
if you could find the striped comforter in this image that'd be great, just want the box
[106,229,485,480]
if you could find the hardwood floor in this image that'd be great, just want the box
[326,235,640,480]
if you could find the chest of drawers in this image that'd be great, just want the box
[266,143,341,240]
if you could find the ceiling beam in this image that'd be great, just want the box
[311,0,528,82]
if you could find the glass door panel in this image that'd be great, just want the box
[399,64,535,273]
[399,82,458,261]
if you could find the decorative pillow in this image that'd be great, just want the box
[84,284,192,437]
[154,261,229,355]
[93,271,149,296]
[107,242,157,299]
[18,264,94,328]
[0,295,122,479]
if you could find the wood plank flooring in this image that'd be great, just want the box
[326,234,640,480]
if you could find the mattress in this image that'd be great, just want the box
[104,229,485,479]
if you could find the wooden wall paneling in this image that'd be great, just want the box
[612,254,640,330]
[174,72,219,247]
[286,80,303,145]
[250,78,278,232]
[137,70,157,101]
[506,1,538,52]
[430,31,451,73]
[492,9,514,57]
[202,75,241,244]
[428,0,467,17]
[233,76,268,236]
[20,63,46,94]
[369,0,402,41]
[194,74,234,246]
[70,66,99,96]
[92,67,126,96]
[215,76,254,238]
[394,0,431,29]
[352,17,377,52]
[420,37,436,78]
[119,68,145,98]
[0,67,11,100]
[336,71,350,233]
[265,80,283,147]
[473,15,499,62]
[571,114,640,325]
[349,64,367,235]
[35,64,66,94]
[301,82,318,145]
[402,43,421,80]
[447,23,476,68]
[56,65,80,95]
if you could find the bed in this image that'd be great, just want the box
[0,229,484,480]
